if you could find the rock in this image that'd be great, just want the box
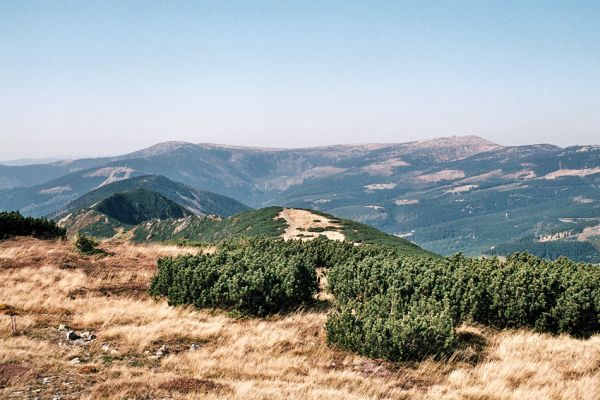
[66,330,81,341]
[190,343,200,351]
[58,324,68,331]
[156,345,169,358]
[81,331,96,341]
[69,357,80,364]
[41,377,53,384]
[101,344,110,352]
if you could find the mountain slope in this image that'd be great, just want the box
[0,171,250,218]
[91,189,191,225]
[51,175,250,218]
[0,166,143,216]
[61,206,432,257]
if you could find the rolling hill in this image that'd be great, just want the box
[60,205,432,258]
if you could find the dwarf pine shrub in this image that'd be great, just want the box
[74,233,104,255]
[327,251,600,361]
[150,238,318,316]
[150,236,599,360]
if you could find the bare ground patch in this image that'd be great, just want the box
[277,208,344,241]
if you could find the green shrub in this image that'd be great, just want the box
[150,237,318,316]
[326,297,455,361]
[0,211,66,240]
[74,233,104,255]
[150,235,599,361]
[327,251,600,361]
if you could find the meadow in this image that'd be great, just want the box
[1,237,598,399]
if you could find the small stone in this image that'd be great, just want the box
[155,345,169,357]
[69,357,80,364]
[80,331,96,341]
[66,330,81,341]
[101,344,110,352]
[58,324,68,331]
[190,343,200,351]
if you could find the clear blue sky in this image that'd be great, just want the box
[1,1,598,159]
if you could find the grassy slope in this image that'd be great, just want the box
[75,206,433,257]
[132,206,287,243]
[308,209,435,257]
[1,238,598,399]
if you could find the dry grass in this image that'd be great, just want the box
[1,237,598,399]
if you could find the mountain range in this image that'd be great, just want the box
[1,135,598,259]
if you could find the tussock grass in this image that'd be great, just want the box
[0,237,598,399]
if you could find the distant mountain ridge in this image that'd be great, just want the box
[1,135,598,259]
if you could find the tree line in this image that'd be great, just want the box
[0,211,66,240]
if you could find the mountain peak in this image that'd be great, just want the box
[402,135,502,161]
[411,135,500,148]
[127,141,197,158]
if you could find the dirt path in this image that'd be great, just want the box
[277,208,344,241]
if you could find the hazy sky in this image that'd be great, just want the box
[1,1,599,159]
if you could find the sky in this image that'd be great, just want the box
[1,1,599,160]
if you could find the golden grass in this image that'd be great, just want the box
[0,237,598,399]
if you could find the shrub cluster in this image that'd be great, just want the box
[0,211,66,240]
[150,237,321,316]
[327,252,600,361]
[149,235,599,361]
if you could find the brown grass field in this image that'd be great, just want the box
[0,237,598,399]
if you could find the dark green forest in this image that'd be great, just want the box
[0,211,66,240]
